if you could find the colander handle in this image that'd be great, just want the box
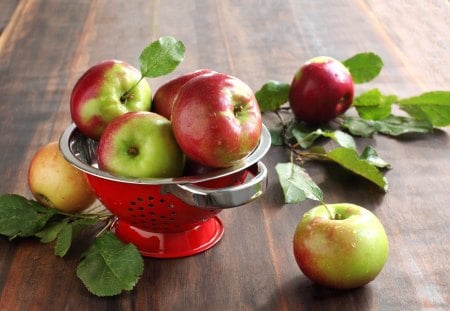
[164,162,268,209]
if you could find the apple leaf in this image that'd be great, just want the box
[322,130,357,150]
[326,147,388,191]
[342,52,383,84]
[76,232,144,297]
[360,146,391,169]
[0,194,57,240]
[275,162,323,204]
[353,89,398,120]
[54,218,98,257]
[35,219,70,243]
[139,36,185,78]
[398,91,450,127]
[255,80,290,112]
[342,115,434,137]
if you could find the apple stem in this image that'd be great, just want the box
[320,200,335,220]
[121,76,145,104]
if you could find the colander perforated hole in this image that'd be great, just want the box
[167,203,174,209]
[148,196,154,201]
[148,203,154,208]
[130,201,137,206]
[137,197,143,201]
[138,207,145,211]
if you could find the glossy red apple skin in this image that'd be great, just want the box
[70,59,151,140]
[152,69,214,119]
[171,72,262,168]
[289,56,354,124]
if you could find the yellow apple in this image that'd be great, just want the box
[28,141,96,213]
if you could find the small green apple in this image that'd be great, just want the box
[28,141,97,213]
[97,111,185,178]
[293,203,389,289]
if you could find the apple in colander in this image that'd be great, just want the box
[97,111,185,178]
[152,69,214,120]
[171,72,262,168]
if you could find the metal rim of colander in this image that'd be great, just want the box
[59,122,271,185]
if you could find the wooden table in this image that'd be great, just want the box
[1,1,449,310]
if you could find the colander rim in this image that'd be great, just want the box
[59,122,271,185]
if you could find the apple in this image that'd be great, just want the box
[70,59,152,140]
[171,72,262,168]
[289,56,354,124]
[152,69,214,119]
[293,203,389,289]
[97,111,185,178]
[28,141,96,213]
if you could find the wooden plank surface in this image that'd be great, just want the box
[0,0,449,310]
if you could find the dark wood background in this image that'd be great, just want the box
[1,1,449,310]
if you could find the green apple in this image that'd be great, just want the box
[97,111,185,178]
[70,59,152,140]
[28,141,97,213]
[293,203,389,289]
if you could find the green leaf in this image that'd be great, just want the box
[291,127,323,149]
[322,130,356,150]
[255,80,290,112]
[35,219,69,243]
[139,36,185,78]
[360,146,391,169]
[342,115,434,137]
[54,218,98,257]
[399,91,450,127]
[353,89,397,120]
[326,147,388,191]
[0,194,57,239]
[342,52,383,83]
[268,124,284,146]
[275,162,323,204]
[76,232,144,297]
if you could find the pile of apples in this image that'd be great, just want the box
[71,61,262,178]
[28,59,262,212]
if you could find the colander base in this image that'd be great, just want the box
[112,216,224,258]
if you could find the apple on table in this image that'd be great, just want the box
[293,203,389,289]
[289,56,354,124]
[28,141,97,213]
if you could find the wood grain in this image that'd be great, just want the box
[0,0,449,310]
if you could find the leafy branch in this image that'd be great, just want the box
[257,52,450,204]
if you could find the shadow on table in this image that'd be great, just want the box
[262,276,374,310]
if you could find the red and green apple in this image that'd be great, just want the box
[28,141,96,213]
[293,203,389,289]
[289,56,354,124]
[70,59,152,140]
[152,69,214,119]
[97,111,185,178]
[171,72,262,168]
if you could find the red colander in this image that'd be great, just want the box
[59,123,270,258]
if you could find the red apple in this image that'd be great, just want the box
[289,56,354,124]
[28,141,96,213]
[70,59,152,140]
[171,72,262,168]
[293,203,389,289]
[97,111,185,178]
[152,69,214,119]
